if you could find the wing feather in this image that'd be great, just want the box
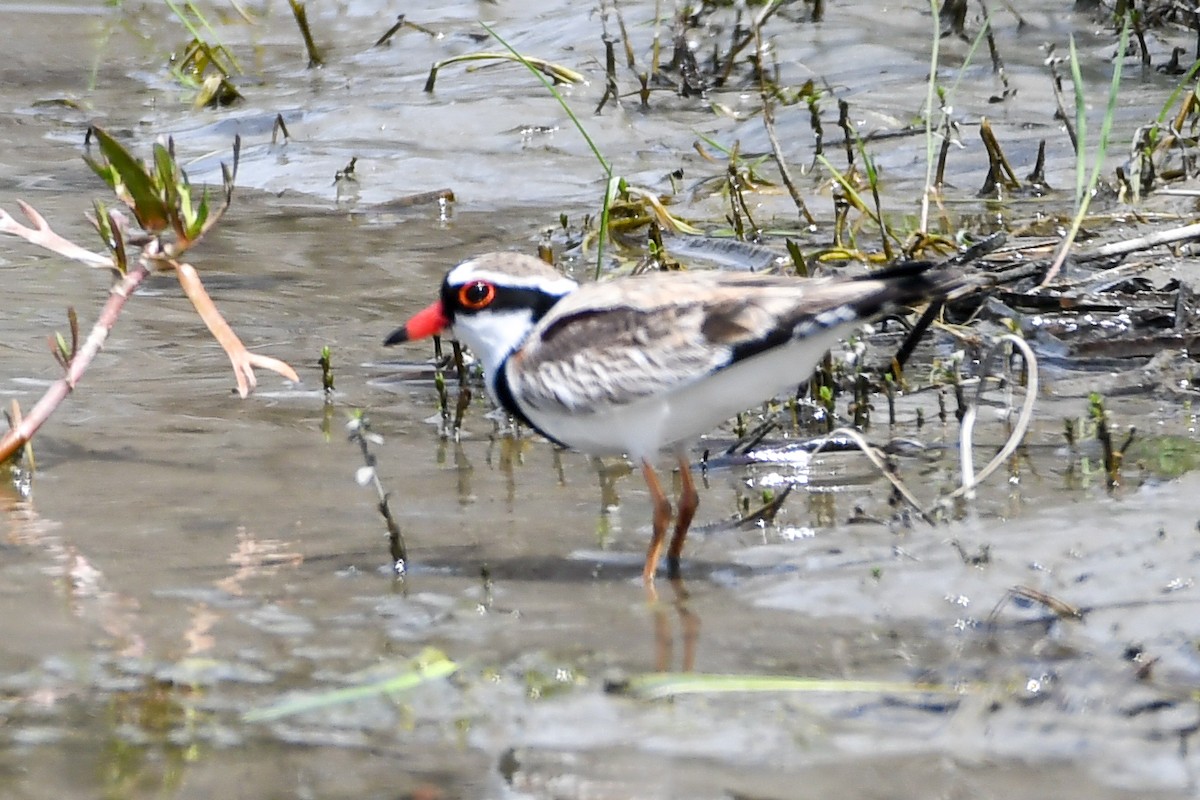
[505,269,941,413]
[509,302,729,411]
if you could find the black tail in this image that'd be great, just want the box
[856,260,992,377]
[852,260,938,282]
[854,259,984,304]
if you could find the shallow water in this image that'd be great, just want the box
[2,1,1200,798]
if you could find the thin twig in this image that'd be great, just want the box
[988,586,1084,627]
[347,413,407,575]
[1076,221,1200,262]
[0,201,112,268]
[0,265,152,464]
[752,5,815,225]
[813,427,934,524]
[1046,54,1078,153]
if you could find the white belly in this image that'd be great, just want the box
[516,329,845,459]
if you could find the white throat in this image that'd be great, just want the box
[451,308,538,402]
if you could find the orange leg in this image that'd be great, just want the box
[666,453,699,579]
[640,459,672,585]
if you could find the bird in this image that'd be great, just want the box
[385,252,961,585]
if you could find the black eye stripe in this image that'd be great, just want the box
[442,283,565,320]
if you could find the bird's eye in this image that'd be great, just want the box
[458,281,496,311]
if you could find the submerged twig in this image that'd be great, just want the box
[595,35,621,114]
[978,118,1022,191]
[1089,393,1133,490]
[1046,49,1079,153]
[372,14,438,48]
[989,586,1084,627]
[319,345,335,394]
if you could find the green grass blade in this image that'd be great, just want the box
[1088,19,1130,196]
[815,153,878,224]
[617,672,958,701]
[480,21,615,275]
[243,647,459,722]
[152,142,180,220]
[921,0,991,234]
[1043,14,1130,285]
[478,25,608,173]
[944,15,992,103]
[1154,59,1200,126]
[1068,34,1088,208]
[164,0,206,49]
[165,0,243,75]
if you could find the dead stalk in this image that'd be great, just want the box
[752,15,815,225]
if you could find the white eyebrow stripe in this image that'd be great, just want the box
[447,262,578,294]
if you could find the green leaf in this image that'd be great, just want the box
[189,187,210,240]
[83,155,117,190]
[107,209,128,275]
[54,332,71,363]
[89,126,170,233]
[784,238,808,276]
[177,181,194,229]
[91,199,113,244]
[153,143,179,203]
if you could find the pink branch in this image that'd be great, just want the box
[0,265,151,464]
[0,201,112,269]
[174,262,300,398]
[0,194,301,464]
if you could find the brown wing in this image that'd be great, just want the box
[505,266,950,413]
[507,300,731,412]
[505,271,896,412]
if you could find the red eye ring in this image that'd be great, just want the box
[458,281,496,310]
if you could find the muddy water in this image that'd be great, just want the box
[2,1,1199,798]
